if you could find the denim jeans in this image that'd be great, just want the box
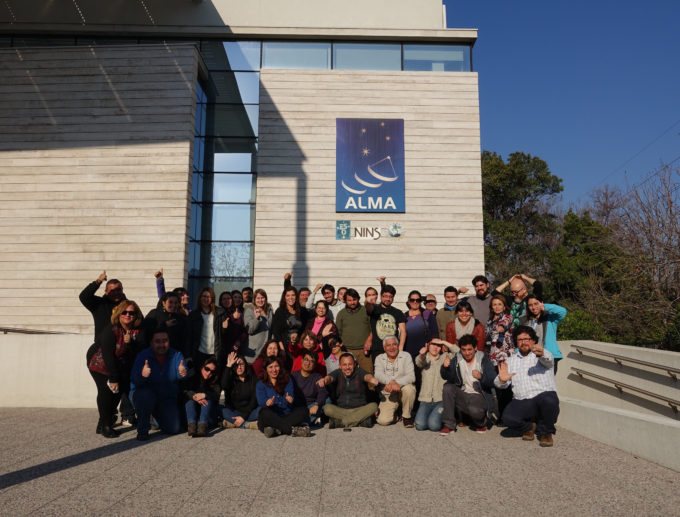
[131,388,181,435]
[414,401,443,431]
[185,399,218,426]
[221,406,260,428]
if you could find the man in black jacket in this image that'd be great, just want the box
[439,334,496,435]
[79,270,126,337]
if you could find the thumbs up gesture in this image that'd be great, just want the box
[142,359,151,378]
[178,359,187,378]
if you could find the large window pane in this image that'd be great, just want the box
[190,203,202,240]
[208,104,259,137]
[193,137,205,171]
[213,174,255,203]
[192,172,204,202]
[213,152,255,172]
[211,204,255,241]
[333,43,401,70]
[262,42,331,69]
[403,44,471,72]
[211,72,260,104]
[209,243,254,277]
[201,40,260,71]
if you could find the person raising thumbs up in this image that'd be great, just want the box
[130,327,187,441]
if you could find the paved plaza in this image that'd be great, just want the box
[0,408,677,516]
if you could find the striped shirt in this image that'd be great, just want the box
[494,348,556,400]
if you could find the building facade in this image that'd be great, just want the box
[0,0,482,405]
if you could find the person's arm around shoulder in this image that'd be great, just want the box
[544,303,567,323]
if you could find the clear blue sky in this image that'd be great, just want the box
[444,0,680,204]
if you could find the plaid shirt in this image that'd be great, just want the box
[494,349,556,400]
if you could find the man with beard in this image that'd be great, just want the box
[365,282,407,361]
[492,274,543,327]
[465,275,493,325]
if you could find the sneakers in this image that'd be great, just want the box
[291,426,311,437]
[402,417,414,428]
[522,422,537,441]
[120,416,137,428]
[439,425,452,436]
[222,420,236,429]
[195,422,208,437]
[539,434,554,447]
[328,418,343,429]
[263,426,278,438]
[246,421,259,430]
[472,426,487,433]
[187,422,197,437]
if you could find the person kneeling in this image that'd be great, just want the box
[131,327,187,441]
[256,357,310,438]
[440,335,495,435]
[319,353,379,428]
[373,336,417,427]
[495,326,560,447]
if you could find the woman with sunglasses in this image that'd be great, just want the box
[88,300,145,438]
[221,352,260,429]
[403,290,438,360]
[183,356,221,437]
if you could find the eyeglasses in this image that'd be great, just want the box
[121,311,136,316]
[235,362,245,368]
[301,357,316,363]
[203,366,216,373]
[408,298,421,303]
[516,337,533,343]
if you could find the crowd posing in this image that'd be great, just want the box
[81,271,566,446]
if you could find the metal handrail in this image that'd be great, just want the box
[1,326,76,335]
[571,367,680,413]
[571,344,680,381]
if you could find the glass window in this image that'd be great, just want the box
[213,174,256,203]
[208,104,259,137]
[211,71,260,104]
[333,43,401,71]
[211,204,255,241]
[201,40,260,71]
[403,44,471,72]
[189,241,201,274]
[191,173,203,202]
[213,152,254,173]
[211,276,254,296]
[190,203,202,240]
[262,42,331,69]
[193,137,205,171]
[209,243,254,277]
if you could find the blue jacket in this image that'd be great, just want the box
[131,347,185,400]
[521,304,567,359]
[256,378,295,416]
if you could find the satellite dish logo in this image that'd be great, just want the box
[336,118,405,213]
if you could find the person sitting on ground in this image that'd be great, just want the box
[131,326,188,441]
[414,339,452,432]
[305,299,338,357]
[221,352,260,429]
[291,351,328,427]
[256,357,310,438]
[252,339,291,378]
[290,330,327,376]
[495,326,560,447]
[445,300,485,351]
[88,300,144,438]
[319,352,379,428]
[520,295,567,373]
[183,355,221,437]
[373,335,417,427]
[440,334,496,435]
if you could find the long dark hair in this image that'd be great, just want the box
[230,354,253,381]
[260,356,289,394]
[257,340,287,362]
[405,289,424,312]
[200,356,219,387]
[279,286,300,314]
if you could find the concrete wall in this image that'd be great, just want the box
[255,69,483,301]
[0,0,446,33]
[0,44,198,333]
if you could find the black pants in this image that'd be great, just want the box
[257,407,308,435]
[503,391,560,436]
[89,370,121,426]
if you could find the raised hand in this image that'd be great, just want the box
[377,276,386,284]
[458,286,469,294]
[498,362,516,383]
[226,351,237,368]
[142,359,151,378]
[532,343,544,357]
[154,268,163,279]
[314,283,323,292]
[419,346,427,356]
[178,360,187,378]
[97,270,107,284]
[284,272,292,281]
[321,324,332,337]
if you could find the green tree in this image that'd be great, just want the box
[481,151,563,279]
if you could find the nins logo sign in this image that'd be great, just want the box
[336,118,405,213]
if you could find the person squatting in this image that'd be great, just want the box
[82,270,566,447]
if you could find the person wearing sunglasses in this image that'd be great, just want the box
[87,300,144,438]
[183,356,221,437]
[403,290,438,361]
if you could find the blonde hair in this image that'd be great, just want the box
[111,300,143,328]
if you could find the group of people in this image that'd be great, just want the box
[81,270,566,447]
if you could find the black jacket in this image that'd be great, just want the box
[221,365,259,419]
[79,281,121,338]
[143,308,189,357]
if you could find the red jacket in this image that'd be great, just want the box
[445,320,486,351]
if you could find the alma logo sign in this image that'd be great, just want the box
[336,118,405,213]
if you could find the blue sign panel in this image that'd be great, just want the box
[335,220,351,240]
[336,118,405,213]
